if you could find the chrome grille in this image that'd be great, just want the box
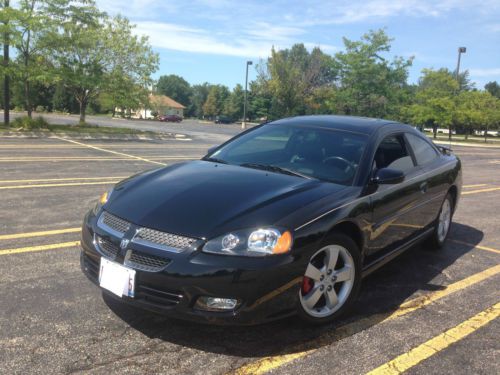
[125,251,170,272]
[96,237,120,259]
[101,211,130,234]
[135,228,196,250]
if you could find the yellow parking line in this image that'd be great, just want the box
[0,180,120,190]
[462,187,500,195]
[0,144,206,149]
[53,136,167,166]
[0,241,80,256]
[0,156,195,160]
[0,228,80,240]
[0,176,127,183]
[462,184,486,188]
[231,264,500,375]
[366,302,500,375]
[450,239,500,254]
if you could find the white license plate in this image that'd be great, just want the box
[99,257,136,298]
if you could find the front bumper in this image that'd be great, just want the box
[80,210,308,325]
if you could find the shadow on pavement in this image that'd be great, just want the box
[103,222,483,358]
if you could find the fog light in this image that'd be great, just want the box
[196,296,239,311]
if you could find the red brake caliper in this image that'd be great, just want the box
[301,276,314,294]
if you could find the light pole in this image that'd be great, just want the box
[455,47,466,82]
[452,47,466,141]
[242,60,253,129]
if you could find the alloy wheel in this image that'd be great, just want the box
[300,245,355,318]
[437,198,452,242]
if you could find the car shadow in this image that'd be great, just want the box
[103,222,483,358]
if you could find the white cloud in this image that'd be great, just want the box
[134,21,271,58]
[134,21,337,58]
[469,68,500,77]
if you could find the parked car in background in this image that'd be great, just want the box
[159,114,182,122]
[215,115,233,124]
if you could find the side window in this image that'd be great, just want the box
[374,135,415,173]
[406,133,438,166]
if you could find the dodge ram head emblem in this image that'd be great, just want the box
[120,238,130,250]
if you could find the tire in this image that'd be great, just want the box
[297,232,362,324]
[427,193,454,249]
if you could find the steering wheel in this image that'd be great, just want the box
[322,156,355,176]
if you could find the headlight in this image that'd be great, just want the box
[202,228,292,256]
[93,188,113,214]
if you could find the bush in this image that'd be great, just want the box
[35,105,46,113]
[12,116,49,130]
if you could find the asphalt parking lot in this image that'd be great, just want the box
[0,129,499,375]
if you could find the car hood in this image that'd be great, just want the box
[106,161,349,239]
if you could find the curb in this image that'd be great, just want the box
[0,131,191,141]
[434,141,500,149]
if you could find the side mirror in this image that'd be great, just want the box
[371,168,405,184]
[207,146,218,155]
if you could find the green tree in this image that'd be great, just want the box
[455,91,500,140]
[258,43,336,117]
[222,84,244,119]
[14,0,67,118]
[51,8,158,123]
[333,29,413,118]
[156,74,191,106]
[202,86,218,118]
[188,82,210,118]
[202,84,229,118]
[485,81,500,99]
[404,68,459,138]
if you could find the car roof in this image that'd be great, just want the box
[269,115,407,136]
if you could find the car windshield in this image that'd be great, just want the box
[206,124,368,185]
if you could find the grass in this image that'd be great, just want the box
[423,131,500,144]
[0,116,160,136]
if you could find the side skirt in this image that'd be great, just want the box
[361,227,434,278]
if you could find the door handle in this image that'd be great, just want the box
[420,182,428,193]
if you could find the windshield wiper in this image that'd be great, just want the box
[240,163,313,180]
[203,156,228,164]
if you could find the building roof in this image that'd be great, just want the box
[149,94,186,109]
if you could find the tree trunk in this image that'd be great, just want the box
[25,79,32,118]
[3,0,10,126]
[465,129,469,140]
[79,100,87,124]
[448,125,452,141]
[433,125,437,139]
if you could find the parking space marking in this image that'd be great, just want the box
[0,156,195,161]
[53,136,167,166]
[0,181,120,190]
[462,187,500,195]
[366,301,500,375]
[232,264,500,375]
[0,176,126,183]
[0,144,208,149]
[462,184,487,188]
[0,241,79,256]
[450,239,500,254]
[0,228,80,241]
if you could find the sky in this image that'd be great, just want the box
[96,0,500,90]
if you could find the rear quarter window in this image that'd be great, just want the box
[406,133,439,166]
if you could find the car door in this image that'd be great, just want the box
[404,132,447,228]
[366,133,429,256]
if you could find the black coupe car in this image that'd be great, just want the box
[80,115,462,324]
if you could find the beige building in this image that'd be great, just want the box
[120,94,186,119]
